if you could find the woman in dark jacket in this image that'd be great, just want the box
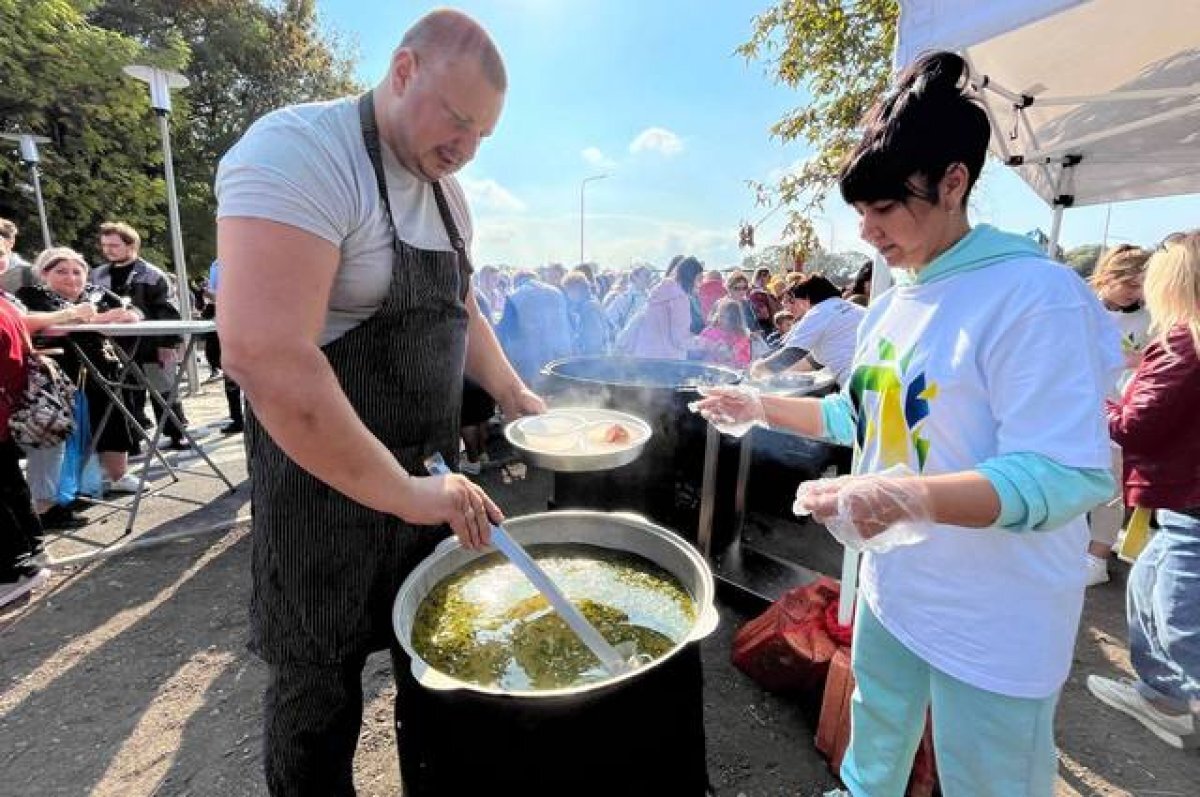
[18,248,143,495]
[1089,230,1200,749]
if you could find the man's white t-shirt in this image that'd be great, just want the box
[215,96,473,345]
[849,257,1120,699]
[782,297,864,386]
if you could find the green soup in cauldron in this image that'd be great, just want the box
[412,543,696,691]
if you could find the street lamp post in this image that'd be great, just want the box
[811,216,836,254]
[123,64,199,391]
[580,173,609,264]
[2,133,54,249]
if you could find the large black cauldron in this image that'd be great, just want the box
[393,511,718,797]
[539,357,745,546]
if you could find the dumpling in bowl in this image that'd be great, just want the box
[585,422,632,447]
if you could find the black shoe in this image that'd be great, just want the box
[163,438,190,451]
[38,505,88,531]
[136,416,154,430]
[221,421,244,435]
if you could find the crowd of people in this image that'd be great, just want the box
[475,254,872,393]
[0,217,208,603]
[0,8,1197,796]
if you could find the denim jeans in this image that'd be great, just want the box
[1128,509,1200,712]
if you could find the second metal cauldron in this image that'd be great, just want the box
[538,356,744,541]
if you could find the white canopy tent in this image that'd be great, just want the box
[896,0,1200,251]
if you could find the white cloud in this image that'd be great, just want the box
[766,158,806,184]
[581,146,617,170]
[629,127,683,157]
[458,176,527,213]
[469,210,743,271]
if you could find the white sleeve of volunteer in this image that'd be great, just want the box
[215,112,355,246]
[783,306,826,351]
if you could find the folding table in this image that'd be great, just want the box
[44,320,237,534]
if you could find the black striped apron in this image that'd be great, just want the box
[245,91,472,666]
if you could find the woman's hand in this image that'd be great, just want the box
[94,308,139,324]
[393,473,504,550]
[69,302,98,323]
[794,471,933,543]
[693,385,766,426]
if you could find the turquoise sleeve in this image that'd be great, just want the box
[977,453,1116,532]
[819,393,856,447]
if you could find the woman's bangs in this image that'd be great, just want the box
[839,145,913,205]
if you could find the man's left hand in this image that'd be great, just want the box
[499,384,546,420]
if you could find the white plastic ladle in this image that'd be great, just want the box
[424,452,632,675]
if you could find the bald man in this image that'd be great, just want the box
[216,10,544,794]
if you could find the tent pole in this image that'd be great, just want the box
[1048,204,1065,256]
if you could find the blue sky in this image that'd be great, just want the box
[316,0,1200,269]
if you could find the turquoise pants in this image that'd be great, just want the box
[840,599,1059,797]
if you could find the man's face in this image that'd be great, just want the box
[0,232,14,262]
[390,51,504,182]
[100,234,135,264]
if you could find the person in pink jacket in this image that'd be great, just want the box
[695,298,752,368]
[627,256,703,359]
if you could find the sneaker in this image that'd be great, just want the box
[162,438,190,451]
[1086,675,1199,749]
[0,565,50,608]
[105,474,143,495]
[221,421,244,435]
[1085,553,1110,586]
[459,457,482,476]
[38,505,88,531]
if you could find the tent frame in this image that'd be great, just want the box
[967,65,1200,253]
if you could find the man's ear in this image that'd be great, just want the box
[390,48,417,96]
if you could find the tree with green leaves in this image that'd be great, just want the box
[738,0,898,256]
[0,0,173,263]
[1,0,359,274]
[1065,243,1103,278]
[87,0,360,271]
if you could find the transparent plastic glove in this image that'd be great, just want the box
[688,385,766,438]
[793,464,933,552]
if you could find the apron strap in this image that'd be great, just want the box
[357,90,474,281]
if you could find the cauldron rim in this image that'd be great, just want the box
[541,355,742,392]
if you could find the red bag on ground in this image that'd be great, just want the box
[815,647,940,797]
[730,577,848,693]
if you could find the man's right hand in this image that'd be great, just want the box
[394,473,503,551]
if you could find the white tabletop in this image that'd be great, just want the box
[44,320,216,337]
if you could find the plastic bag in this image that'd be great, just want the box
[816,647,940,797]
[57,391,103,503]
[730,576,852,693]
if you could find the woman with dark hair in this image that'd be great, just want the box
[749,274,864,388]
[626,255,703,359]
[698,52,1120,796]
[844,260,873,306]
